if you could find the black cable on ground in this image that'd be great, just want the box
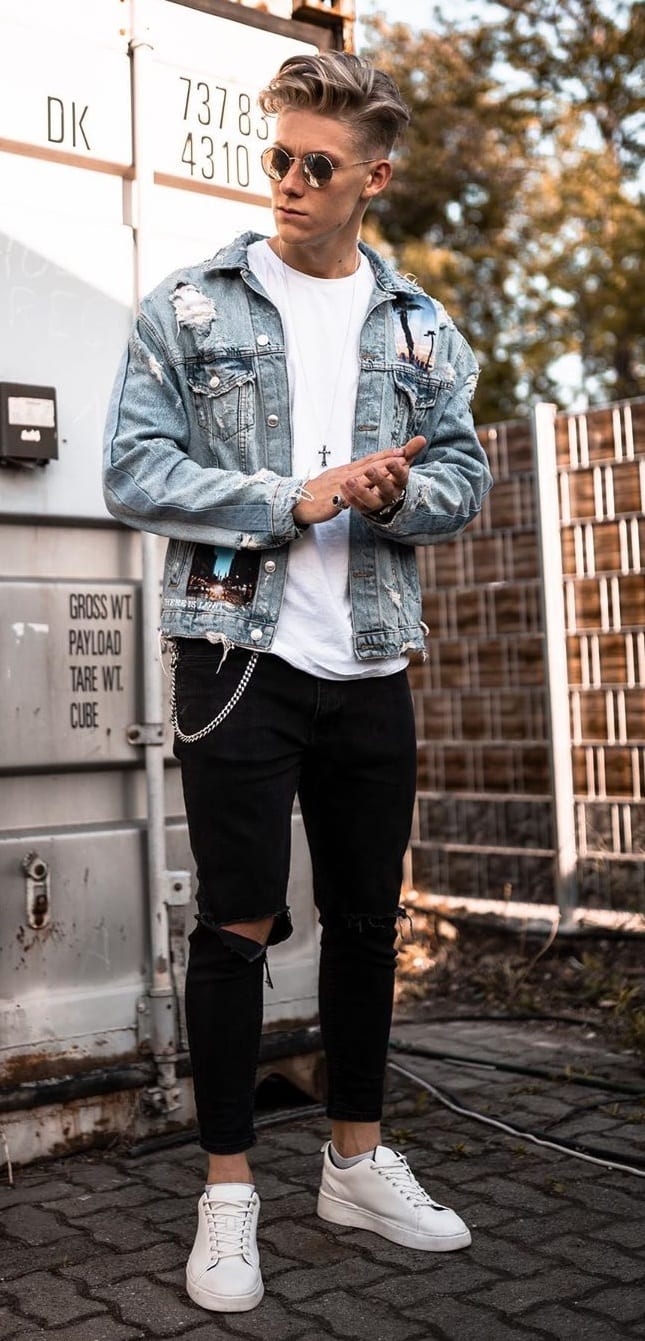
[389,1038,645,1097]
[397,1012,602,1027]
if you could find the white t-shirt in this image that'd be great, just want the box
[247,238,406,680]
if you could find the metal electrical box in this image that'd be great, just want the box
[0,383,58,464]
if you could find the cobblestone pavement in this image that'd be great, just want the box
[1,1018,644,1340]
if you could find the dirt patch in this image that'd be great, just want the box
[395,906,645,1064]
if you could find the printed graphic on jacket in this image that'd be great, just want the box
[186,545,260,607]
[393,294,437,371]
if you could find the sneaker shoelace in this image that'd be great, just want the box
[205,1194,255,1263]
[373,1153,446,1210]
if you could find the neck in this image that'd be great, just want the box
[271,237,361,279]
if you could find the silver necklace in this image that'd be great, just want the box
[278,241,361,470]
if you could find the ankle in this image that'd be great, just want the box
[331,1122,381,1159]
[206,1153,253,1185]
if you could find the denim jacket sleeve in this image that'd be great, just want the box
[103,311,308,548]
[366,327,492,547]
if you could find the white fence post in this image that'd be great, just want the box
[532,403,578,922]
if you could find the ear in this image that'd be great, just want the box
[360,157,392,201]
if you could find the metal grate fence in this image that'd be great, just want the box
[409,397,645,914]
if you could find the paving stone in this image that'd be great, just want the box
[604,1220,645,1250]
[226,1295,309,1338]
[466,1176,564,1215]
[521,1303,635,1341]
[404,1296,545,1341]
[0,1305,28,1339]
[124,1161,193,1195]
[366,1258,494,1305]
[456,1199,514,1230]
[252,1249,302,1279]
[264,1130,324,1156]
[273,1254,389,1303]
[294,1289,426,1340]
[2,1016,642,1341]
[262,1220,346,1266]
[9,1323,143,1341]
[1,1205,80,1247]
[62,1241,185,1286]
[4,1271,107,1326]
[467,1235,545,1276]
[469,1266,602,1315]
[160,1329,236,1341]
[538,1232,644,1282]
[259,1193,314,1225]
[71,1211,166,1252]
[564,1182,645,1218]
[330,1228,467,1274]
[581,1284,645,1323]
[48,1185,153,1220]
[91,1277,199,1335]
[494,1207,614,1245]
[252,1171,300,1202]
[0,1233,104,1281]
[0,1180,75,1210]
[65,1165,132,1192]
[131,1194,195,1226]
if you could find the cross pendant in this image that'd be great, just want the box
[319,445,330,468]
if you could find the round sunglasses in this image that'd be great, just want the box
[261,145,375,190]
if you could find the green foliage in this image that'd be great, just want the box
[362,1,644,419]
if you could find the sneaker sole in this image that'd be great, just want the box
[317,1190,472,1252]
[186,1271,264,1312]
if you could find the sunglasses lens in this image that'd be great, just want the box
[303,153,334,188]
[261,147,291,180]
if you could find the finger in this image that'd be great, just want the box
[381,459,409,485]
[344,475,392,512]
[402,435,427,461]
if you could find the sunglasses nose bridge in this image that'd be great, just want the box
[279,154,308,191]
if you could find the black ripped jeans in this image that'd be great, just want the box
[174,643,417,1155]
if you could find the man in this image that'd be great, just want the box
[104,51,492,1314]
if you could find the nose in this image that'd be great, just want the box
[279,159,306,196]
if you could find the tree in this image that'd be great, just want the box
[362,2,644,418]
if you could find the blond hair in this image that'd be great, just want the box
[259,52,410,156]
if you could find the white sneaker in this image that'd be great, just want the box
[186,1183,264,1312]
[317,1143,472,1252]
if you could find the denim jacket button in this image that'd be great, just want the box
[250,627,263,641]
[208,374,220,388]
[264,560,276,574]
[256,333,270,347]
[266,414,279,427]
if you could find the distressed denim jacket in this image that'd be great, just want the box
[103,232,492,660]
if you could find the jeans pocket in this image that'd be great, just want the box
[172,643,258,745]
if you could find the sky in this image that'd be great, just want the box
[355,0,431,32]
[354,0,478,43]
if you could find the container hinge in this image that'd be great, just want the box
[136,995,151,1049]
[22,853,51,930]
[126,722,165,746]
[166,871,191,1052]
[165,870,191,906]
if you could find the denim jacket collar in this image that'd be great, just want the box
[203,231,419,299]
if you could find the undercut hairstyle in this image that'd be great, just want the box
[258,52,410,157]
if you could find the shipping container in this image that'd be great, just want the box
[0,0,353,1166]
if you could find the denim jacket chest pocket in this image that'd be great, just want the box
[186,355,256,446]
[392,364,443,438]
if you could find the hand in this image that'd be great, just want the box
[292,436,426,526]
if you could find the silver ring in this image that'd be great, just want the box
[331,494,349,510]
